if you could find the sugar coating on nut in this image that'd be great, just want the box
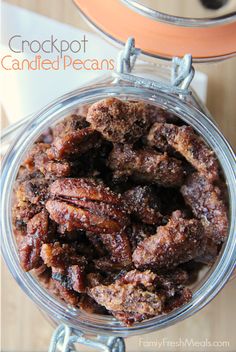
[133,210,206,270]
[181,173,228,244]
[108,144,185,187]
[148,123,219,181]
[86,98,153,143]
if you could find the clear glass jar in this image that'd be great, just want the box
[1,73,236,338]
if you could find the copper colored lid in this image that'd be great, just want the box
[74,0,236,61]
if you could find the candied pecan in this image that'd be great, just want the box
[89,282,165,316]
[49,178,123,205]
[118,268,188,298]
[46,200,127,234]
[19,210,50,271]
[133,210,205,270]
[47,128,101,160]
[147,123,219,180]
[87,98,157,143]
[88,269,192,324]
[24,143,71,177]
[108,144,185,187]
[52,114,89,138]
[123,186,162,225]
[33,264,81,305]
[181,173,228,243]
[99,232,132,266]
[12,199,43,225]
[40,242,87,269]
[15,178,49,205]
[46,178,129,234]
[118,269,157,289]
[53,280,80,305]
[94,257,132,272]
[51,265,86,293]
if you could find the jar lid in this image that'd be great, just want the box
[73,0,236,61]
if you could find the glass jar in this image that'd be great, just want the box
[1,68,236,341]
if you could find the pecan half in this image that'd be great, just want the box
[147,123,219,181]
[133,210,206,270]
[108,144,185,187]
[47,128,101,160]
[24,143,71,178]
[46,178,130,233]
[181,173,228,243]
[19,210,51,271]
[86,98,153,143]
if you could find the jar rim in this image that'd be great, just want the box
[1,83,236,336]
[73,0,236,62]
[121,0,236,27]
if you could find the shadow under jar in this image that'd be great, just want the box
[1,80,236,337]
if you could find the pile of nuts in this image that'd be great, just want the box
[12,98,228,326]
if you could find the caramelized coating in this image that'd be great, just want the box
[94,257,131,272]
[123,186,162,225]
[18,210,50,271]
[52,265,86,293]
[40,242,87,269]
[49,178,123,205]
[133,211,205,269]
[108,144,185,187]
[99,232,132,266]
[89,282,165,316]
[24,143,71,178]
[46,178,129,234]
[15,178,49,205]
[52,114,89,138]
[89,269,192,325]
[53,280,80,305]
[47,128,101,160]
[87,98,153,143]
[181,173,228,243]
[148,123,219,180]
[46,200,127,234]
[13,202,43,225]
[118,269,157,288]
